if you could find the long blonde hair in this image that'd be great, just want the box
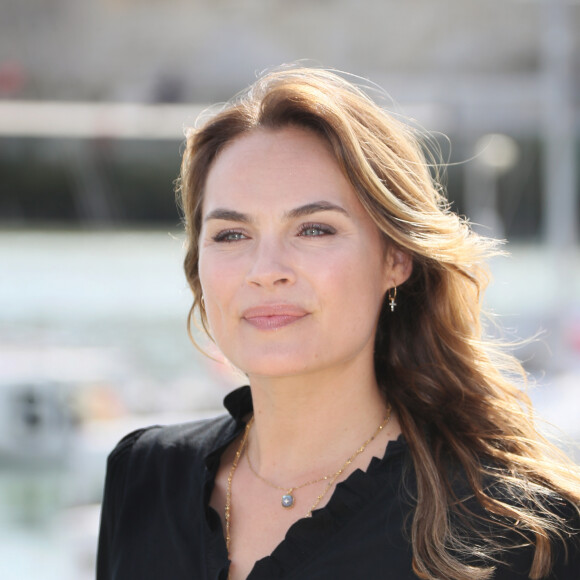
[178,66,580,579]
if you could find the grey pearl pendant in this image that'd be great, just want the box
[281,494,295,508]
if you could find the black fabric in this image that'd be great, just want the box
[97,386,580,579]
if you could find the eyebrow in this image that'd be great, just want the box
[203,208,251,223]
[285,201,348,219]
[204,201,348,223]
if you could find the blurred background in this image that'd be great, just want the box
[1,0,579,577]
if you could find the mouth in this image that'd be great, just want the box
[242,304,309,331]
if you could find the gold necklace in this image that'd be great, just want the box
[246,410,391,511]
[246,442,335,509]
[225,418,253,555]
[224,407,392,555]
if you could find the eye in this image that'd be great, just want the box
[212,229,248,242]
[298,223,336,237]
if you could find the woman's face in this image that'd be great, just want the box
[198,126,398,380]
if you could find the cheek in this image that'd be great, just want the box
[318,253,386,317]
[198,258,226,324]
[199,249,228,295]
[198,255,245,342]
[198,256,212,297]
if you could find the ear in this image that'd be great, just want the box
[383,246,412,291]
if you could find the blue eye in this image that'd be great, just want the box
[299,223,336,237]
[213,230,247,242]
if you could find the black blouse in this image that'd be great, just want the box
[97,386,580,579]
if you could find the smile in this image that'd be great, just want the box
[242,305,308,331]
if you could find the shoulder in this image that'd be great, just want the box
[107,412,236,470]
[102,413,238,499]
[435,459,580,577]
[101,386,252,503]
[97,414,239,578]
[477,478,580,577]
[493,496,580,579]
[99,413,239,526]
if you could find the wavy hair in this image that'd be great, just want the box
[177,67,580,579]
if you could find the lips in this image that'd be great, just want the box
[242,304,308,330]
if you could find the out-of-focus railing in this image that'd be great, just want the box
[0,101,207,140]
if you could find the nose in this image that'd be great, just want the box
[245,237,296,288]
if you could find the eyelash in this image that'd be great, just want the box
[212,229,247,243]
[297,223,336,237]
[212,222,336,243]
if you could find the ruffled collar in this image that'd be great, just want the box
[221,385,409,578]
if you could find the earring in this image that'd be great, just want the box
[388,286,397,312]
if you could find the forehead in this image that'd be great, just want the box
[203,126,358,212]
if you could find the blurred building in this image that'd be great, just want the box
[0,0,577,103]
[0,0,578,243]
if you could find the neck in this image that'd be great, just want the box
[245,361,397,482]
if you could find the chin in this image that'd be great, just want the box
[236,361,310,380]
[228,350,316,379]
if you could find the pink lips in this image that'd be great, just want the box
[242,304,308,331]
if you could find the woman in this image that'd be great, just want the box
[97,67,580,579]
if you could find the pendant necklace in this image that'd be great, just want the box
[225,407,392,555]
[245,410,391,510]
